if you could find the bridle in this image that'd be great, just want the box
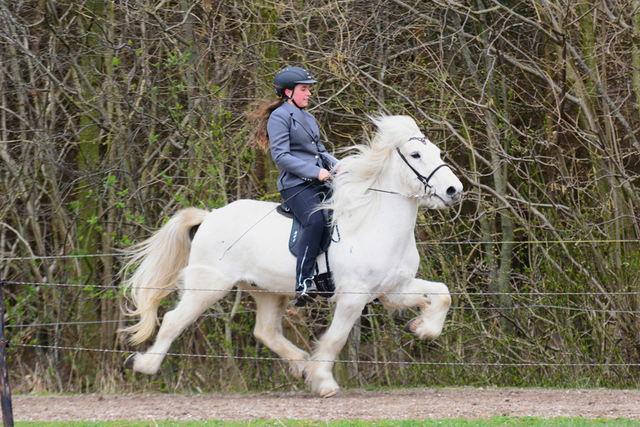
[396,137,451,191]
[369,136,452,199]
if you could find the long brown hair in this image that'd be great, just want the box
[249,98,286,151]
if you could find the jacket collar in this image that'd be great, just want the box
[282,101,319,141]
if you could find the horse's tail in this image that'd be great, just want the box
[120,207,209,345]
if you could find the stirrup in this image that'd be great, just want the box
[314,271,335,299]
[294,277,318,307]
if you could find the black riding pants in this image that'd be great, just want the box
[280,181,330,286]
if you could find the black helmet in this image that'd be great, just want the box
[273,66,317,97]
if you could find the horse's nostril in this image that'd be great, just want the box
[446,186,457,197]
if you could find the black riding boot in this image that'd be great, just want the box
[294,277,319,307]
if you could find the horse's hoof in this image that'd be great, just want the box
[320,389,339,398]
[404,317,423,334]
[123,353,136,370]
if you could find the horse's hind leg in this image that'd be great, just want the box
[380,279,451,339]
[126,265,233,375]
[251,292,309,379]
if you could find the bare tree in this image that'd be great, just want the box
[1,0,639,392]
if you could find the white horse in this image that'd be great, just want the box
[121,115,463,397]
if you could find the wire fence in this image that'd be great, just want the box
[2,236,640,262]
[12,343,640,368]
[6,279,640,299]
[2,250,640,373]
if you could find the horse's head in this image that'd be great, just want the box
[395,133,463,209]
[373,115,463,209]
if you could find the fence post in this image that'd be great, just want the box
[0,280,14,427]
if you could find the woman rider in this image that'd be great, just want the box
[252,66,338,307]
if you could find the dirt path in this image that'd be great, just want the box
[14,388,640,422]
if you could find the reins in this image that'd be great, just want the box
[219,181,319,260]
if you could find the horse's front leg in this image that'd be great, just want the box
[380,279,451,339]
[306,296,367,398]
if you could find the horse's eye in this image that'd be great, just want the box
[410,152,421,159]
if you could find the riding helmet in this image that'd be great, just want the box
[273,66,317,97]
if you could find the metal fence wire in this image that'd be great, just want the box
[1,250,640,370]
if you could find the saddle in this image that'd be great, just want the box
[276,203,336,298]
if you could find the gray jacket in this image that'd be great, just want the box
[267,101,338,191]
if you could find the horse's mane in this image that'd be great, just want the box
[324,115,422,229]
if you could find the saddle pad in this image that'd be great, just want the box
[277,203,333,257]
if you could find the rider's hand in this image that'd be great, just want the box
[318,168,331,181]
